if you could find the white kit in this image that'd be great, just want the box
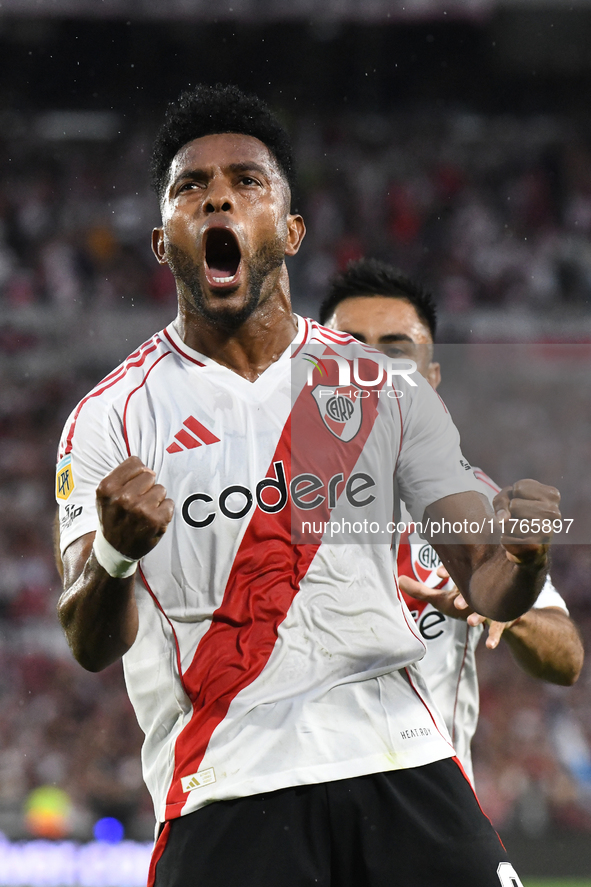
[57,317,488,824]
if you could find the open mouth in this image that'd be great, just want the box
[204,228,242,287]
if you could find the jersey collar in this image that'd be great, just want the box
[162,314,309,374]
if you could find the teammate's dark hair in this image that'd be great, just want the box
[319,258,437,340]
[151,84,296,203]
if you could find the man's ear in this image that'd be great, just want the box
[152,227,168,264]
[427,361,441,390]
[285,214,306,257]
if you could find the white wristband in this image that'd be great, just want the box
[93,525,139,579]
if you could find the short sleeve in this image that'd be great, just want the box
[533,575,569,614]
[395,376,482,524]
[56,398,125,556]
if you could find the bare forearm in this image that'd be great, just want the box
[502,608,584,686]
[436,544,547,623]
[427,482,559,622]
[57,552,137,672]
[468,547,548,622]
[56,458,173,671]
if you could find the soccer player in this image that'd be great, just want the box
[56,85,560,887]
[320,257,583,782]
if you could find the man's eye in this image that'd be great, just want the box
[178,181,201,193]
[382,345,413,359]
[241,176,259,186]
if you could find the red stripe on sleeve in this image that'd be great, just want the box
[122,352,171,456]
[63,337,161,456]
[473,468,501,494]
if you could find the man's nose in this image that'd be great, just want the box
[204,182,233,214]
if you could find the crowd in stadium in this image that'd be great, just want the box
[0,109,590,841]
[1,111,591,317]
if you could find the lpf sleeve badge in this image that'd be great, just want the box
[56,454,75,501]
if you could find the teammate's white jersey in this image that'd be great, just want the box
[57,317,484,824]
[397,468,568,784]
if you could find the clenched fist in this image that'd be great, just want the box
[96,456,174,561]
[493,479,560,565]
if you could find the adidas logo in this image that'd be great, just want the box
[167,416,220,454]
[181,767,216,793]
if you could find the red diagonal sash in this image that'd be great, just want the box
[164,353,387,817]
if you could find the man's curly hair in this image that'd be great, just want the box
[151,84,296,203]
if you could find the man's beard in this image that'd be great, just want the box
[166,237,285,332]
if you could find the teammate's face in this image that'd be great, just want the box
[152,133,305,331]
[325,296,441,389]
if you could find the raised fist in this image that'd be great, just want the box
[493,479,561,565]
[96,456,174,560]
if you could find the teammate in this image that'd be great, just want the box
[56,85,561,886]
[320,257,583,781]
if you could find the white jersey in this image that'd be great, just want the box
[56,317,483,824]
[396,468,568,783]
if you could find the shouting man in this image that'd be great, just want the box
[56,86,560,887]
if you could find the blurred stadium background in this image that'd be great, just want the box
[0,0,591,884]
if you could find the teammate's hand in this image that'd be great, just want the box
[96,456,175,560]
[480,618,521,649]
[493,479,560,566]
[398,566,476,622]
[399,565,515,640]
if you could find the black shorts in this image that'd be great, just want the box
[149,757,523,887]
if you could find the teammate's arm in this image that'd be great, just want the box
[484,607,583,685]
[425,479,560,623]
[399,572,583,686]
[57,457,174,672]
